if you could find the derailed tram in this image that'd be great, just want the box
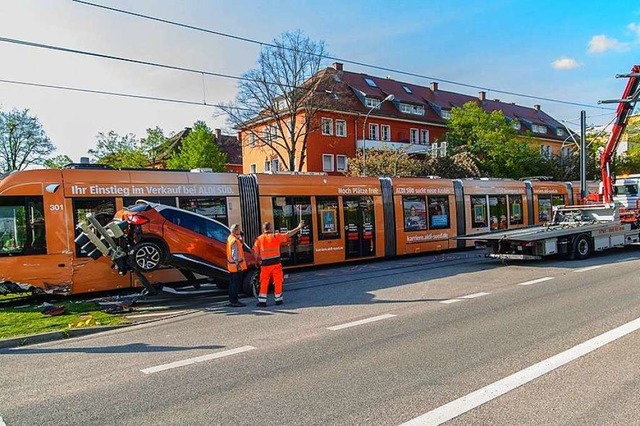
[0,166,571,295]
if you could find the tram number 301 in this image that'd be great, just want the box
[49,204,64,211]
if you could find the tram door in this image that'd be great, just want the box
[343,196,376,259]
[271,196,314,266]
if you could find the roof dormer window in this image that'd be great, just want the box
[364,77,377,88]
[512,120,521,130]
[402,85,413,94]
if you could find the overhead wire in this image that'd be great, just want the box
[72,0,615,111]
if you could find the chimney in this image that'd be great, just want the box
[478,91,486,101]
[333,62,343,71]
[533,104,541,111]
[430,82,438,92]
[215,128,222,141]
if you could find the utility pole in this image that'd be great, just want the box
[580,110,587,201]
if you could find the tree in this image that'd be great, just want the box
[446,102,546,178]
[218,30,335,171]
[140,127,169,167]
[347,146,422,177]
[44,154,73,169]
[0,108,55,172]
[166,121,227,171]
[419,146,481,178]
[88,131,147,168]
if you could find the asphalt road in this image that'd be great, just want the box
[2,248,640,425]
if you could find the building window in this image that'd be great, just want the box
[540,145,552,158]
[248,133,256,147]
[322,154,334,172]
[512,121,521,130]
[556,128,565,137]
[336,120,346,137]
[322,118,333,135]
[402,85,413,94]
[336,155,347,172]
[365,98,381,109]
[368,123,379,140]
[250,163,257,173]
[271,158,279,172]
[264,161,271,172]
[420,129,429,145]
[441,110,451,120]
[410,128,419,144]
[263,125,277,142]
[431,142,447,158]
[381,125,391,142]
[561,146,571,158]
[412,105,425,115]
[532,124,547,134]
[400,103,412,113]
[364,77,378,88]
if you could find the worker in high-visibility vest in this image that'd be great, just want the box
[253,220,304,307]
[226,223,247,307]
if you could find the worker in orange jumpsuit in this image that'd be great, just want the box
[253,220,304,307]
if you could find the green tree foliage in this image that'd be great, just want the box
[615,120,640,175]
[88,131,148,168]
[419,146,481,178]
[140,127,169,166]
[0,108,55,172]
[166,121,227,171]
[446,102,547,178]
[44,155,73,169]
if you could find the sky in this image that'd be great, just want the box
[1,0,639,162]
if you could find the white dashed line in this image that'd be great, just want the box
[573,265,604,273]
[440,299,463,304]
[517,277,554,286]
[327,314,397,331]
[401,315,640,426]
[459,292,490,299]
[141,346,256,374]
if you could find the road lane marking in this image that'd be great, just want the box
[327,314,396,331]
[517,277,554,286]
[573,265,604,273]
[400,315,640,426]
[459,292,490,299]
[440,299,462,304]
[141,346,256,374]
[618,257,638,262]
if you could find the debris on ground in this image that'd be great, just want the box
[40,303,66,316]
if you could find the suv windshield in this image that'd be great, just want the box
[614,184,638,196]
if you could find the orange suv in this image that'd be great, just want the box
[115,201,258,295]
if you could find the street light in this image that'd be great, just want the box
[362,94,395,177]
[393,148,429,176]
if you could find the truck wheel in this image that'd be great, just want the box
[242,269,259,298]
[573,234,592,260]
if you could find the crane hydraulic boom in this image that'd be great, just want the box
[600,64,640,203]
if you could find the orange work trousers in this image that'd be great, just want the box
[258,264,284,303]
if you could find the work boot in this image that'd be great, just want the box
[256,302,267,308]
[275,300,283,306]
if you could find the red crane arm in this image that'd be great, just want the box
[601,65,640,203]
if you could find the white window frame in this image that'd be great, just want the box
[336,120,346,137]
[410,128,419,144]
[369,123,379,140]
[365,98,381,109]
[441,110,451,120]
[412,105,425,115]
[264,160,271,172]
[336,155,347,172]
[248,133,256,147]
[420,129,429,145]
[381,125,391,142]
[556,128,565,137]
[271,158,279,172]
[250,163,257,174]
[322,154,335,172]
[533,124,547,134]
[322,118,333,135]
[400,103,412,113]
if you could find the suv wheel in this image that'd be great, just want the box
[130,241,165,272]
[242,269,259,298]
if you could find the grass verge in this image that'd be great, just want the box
[0,300,128,340]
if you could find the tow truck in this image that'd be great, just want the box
[464,65,640,260]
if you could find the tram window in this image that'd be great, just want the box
[0,196,46,256]
[123,197,177,208]
[489,195,508,230]
[471,196,488,228]
[72,198,115,257]
[179,197,228,225]
[538,196,552,222]
[508,195,523,225]
[316,197,340,240]
[403,196,426,231]
[427,196,450,230]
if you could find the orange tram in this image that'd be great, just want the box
[0,166,572,295]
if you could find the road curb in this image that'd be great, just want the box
[0,324,131,349]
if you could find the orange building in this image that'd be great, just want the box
[240,63,573,175]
